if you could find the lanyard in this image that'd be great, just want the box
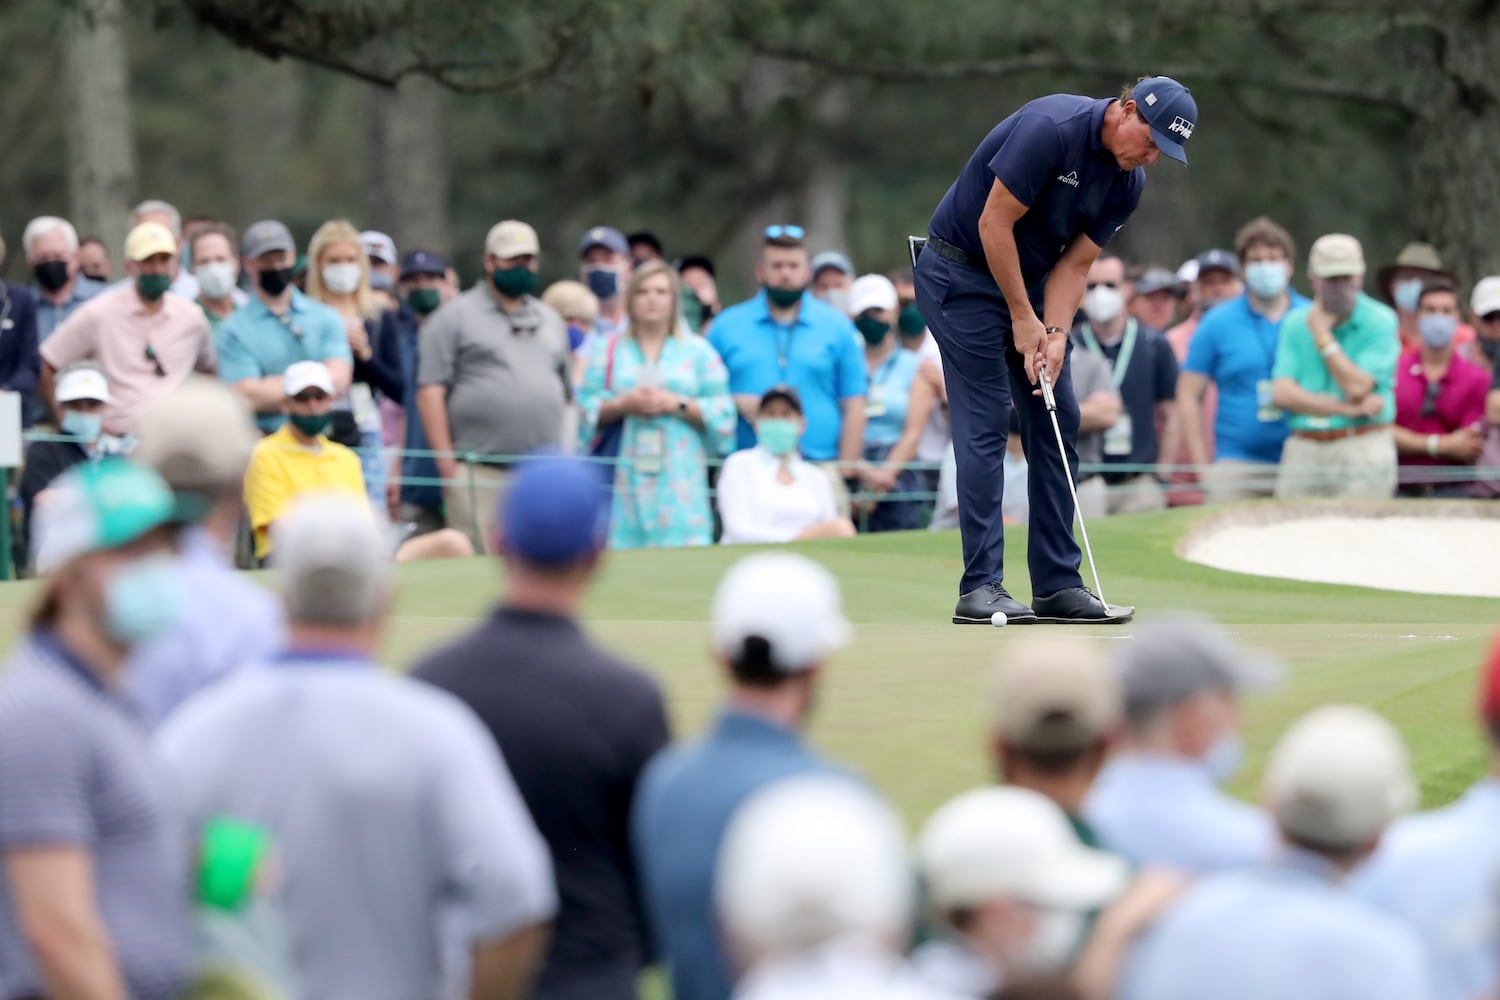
[775,322,795,378]
[869,350,902,389]
[1080,318,1138,389]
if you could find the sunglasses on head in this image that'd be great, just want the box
[764,225,806,240]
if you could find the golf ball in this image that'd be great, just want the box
[991,611,1008,627]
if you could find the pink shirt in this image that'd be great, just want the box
[1394,345,1489,466]
[41,284,215,435]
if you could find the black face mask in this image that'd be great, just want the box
[257,266,295,296]
[33,260,70,292]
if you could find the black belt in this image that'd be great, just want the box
[925,234,982,270]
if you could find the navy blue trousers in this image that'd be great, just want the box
[914,250,1084,596]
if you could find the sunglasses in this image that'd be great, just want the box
[1087,281,1120,291]
[764,225,806,240]
[144,344,166,378]
[1482,312,1500,324]
[1420,379,1441,419]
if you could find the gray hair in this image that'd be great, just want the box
[22,217,79,258]
[130,199,182,237]
[271,495,392,629]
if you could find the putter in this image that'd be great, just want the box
[1038,364,1108,606]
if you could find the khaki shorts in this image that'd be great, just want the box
[442,462,512,555]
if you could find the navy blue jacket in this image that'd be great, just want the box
[0,282,41,426]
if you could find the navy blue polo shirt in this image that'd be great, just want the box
[1072,320,1178,472]
[928,95,1145,315]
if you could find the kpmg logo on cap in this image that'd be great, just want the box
[1168,116,1195,139]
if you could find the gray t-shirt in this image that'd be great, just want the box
[418,285,571,460]
[1069,347,1118,470]
[156,658,558,1000]
[0,634,192,1000]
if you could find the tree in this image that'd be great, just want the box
[65,0,136,261]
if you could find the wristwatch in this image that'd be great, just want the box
[677,397,689,415]
[1045,326,1067,337]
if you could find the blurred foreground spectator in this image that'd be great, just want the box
[634,553,854,1000]
[158,495,557,1000]
[1392,282,1488,497]
[416,455,670,1000]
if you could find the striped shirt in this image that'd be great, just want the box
[0,632,192,1000]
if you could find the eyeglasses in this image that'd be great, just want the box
[1420,379,1441,419]
[144,344,166,378]
[1087,281,1120,291]
[764,225,806,240]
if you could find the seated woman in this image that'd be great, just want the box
[717,386,857,545]
[21,363,110,570]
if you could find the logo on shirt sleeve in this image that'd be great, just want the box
[1057,170,1080,188]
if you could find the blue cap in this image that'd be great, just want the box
[810,251,854,278]
[579,226,629,257]
[1194,248,1239,277]
[497,453,610,566]
[1133,76,1197,165]
[399,249,447,279]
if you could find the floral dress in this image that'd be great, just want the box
[578,332,737,548]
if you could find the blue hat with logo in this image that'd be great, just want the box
[497,452,610,566]
[399,249,447,279]
[1133,76,1197,165]
[579,226,629,257]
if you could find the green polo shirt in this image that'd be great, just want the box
[1273,293,1399,432]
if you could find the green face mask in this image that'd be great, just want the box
[408,288,442,315]
[289,412,332,438]
[492,265,537,298]
[898,302,926,337]
[136,272,172,301]
[757,417,801,457]
[856,315,892,346]
[765,285,805,309]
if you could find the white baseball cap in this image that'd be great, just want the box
[283,361,334,398]
[1472,276,1500,318]
[918,786,1128,913]
[711,553,852,673]
[716,775,912,956]
[849,274,899,317]
[55,366,110,405]
[1263,705,1417,850]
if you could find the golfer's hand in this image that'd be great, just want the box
[1014,315,1047,383]
[1042,332,1067,382]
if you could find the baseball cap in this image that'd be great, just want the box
[1263,705,1417,849]
[55,366,110,405]
[992,635,1122,752]
[1195,248,1241,278]
[1472,277,1500,318]
[759,384,803,414]
[711,552,853,673]
[1133,76,1197,164]
[811,250,855,279]
[849,274,899,316]
[271,494,392,628]
[359,230,397,266]
[578,225,628,257]
[124,222,177,262]
[497,453,609,567]
[400,249,448,279]
[1177,259,1199,285]
[135,379,260,499]
[918,787,1128,912]
[1118,613,1282,722]
[677,254,716,278]
[486,221,540,260]
[242,220,296,261]
[1308,234,1366,278]
[33,459,177,575]
[716,775,912,955]
[283,361,334,398]
[1134,267,1184,296]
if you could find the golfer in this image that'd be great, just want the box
[915,76,1196,625]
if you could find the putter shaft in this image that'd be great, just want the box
[1039,366,1107,606]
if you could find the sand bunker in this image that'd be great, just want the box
[1179,504,1500,599]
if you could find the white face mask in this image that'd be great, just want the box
[1011,908,1086,977]
[194,261,237,300]
[322,262,363,295]
[1083,284,1125,325]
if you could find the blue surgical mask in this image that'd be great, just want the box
[61,410,102,442]
[1393,277,1424,313]
[585,267,619,300]
[1203,730,1244,784]
[105,554,183,646]
[1419,313,1459,349]
[1244,260,1289,300]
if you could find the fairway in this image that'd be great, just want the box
[0,506,1492,821]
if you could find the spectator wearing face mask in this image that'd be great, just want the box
[1161,249,1241,505]
[381,249,450,535]
[1084,616,1280,874]
[125,198,199,300]
[678,254,720,334]
[360,230,400,303]
[892,267,952,501]
[77,234,113,282]
[717,386,856,545]
[1379,241,1477,355]
[1272,234,1399,500]
[20,364,109,561]
[810,250,855,316]
[1470,276,1500,375]
[628,230,665,268]
[1391,282,1489,497]
[580,226,633,340]
[187,222,241,333]
[24,216,102,347]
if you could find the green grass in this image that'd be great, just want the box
[0,507,1491,817]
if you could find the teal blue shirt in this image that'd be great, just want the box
[863,347,922,448]
[1272,293,1399,432]
[216,290,351,432]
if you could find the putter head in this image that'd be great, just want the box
[1038,366,1058,412]
[907,235,927,269]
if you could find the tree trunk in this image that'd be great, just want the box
[63,0,135,260]
[803,83,850,259]
[365,77,451,255]
[221,52,302,232]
